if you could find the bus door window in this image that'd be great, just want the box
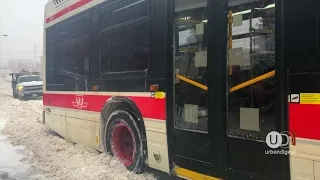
[227,1,276,140]
[174,0,208,133]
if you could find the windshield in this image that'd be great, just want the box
[18,76,42,83]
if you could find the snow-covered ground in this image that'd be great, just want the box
[0,76,161,180]
[0,120,36,180]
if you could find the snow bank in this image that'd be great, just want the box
[0,77,157,180]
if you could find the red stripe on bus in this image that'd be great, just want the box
[43,93,166,120]
[46,0,93,24]
[289,103,320,140]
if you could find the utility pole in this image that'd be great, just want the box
[34,44,36,64]
[29,44,36,72]
[31,44,36,72]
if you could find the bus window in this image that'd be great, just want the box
[227,2,276,140]
[174,0,208,133]
[99,0,149,30]
[99,0,150,74]
[99,22,149,73]
[286,0,320,72]
[110,0,148,27]
[57,36,90,76]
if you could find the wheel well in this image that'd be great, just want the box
[100,97,148,156]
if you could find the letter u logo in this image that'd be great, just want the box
[266,131,283,149]
[270,134,279,145]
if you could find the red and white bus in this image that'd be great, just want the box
[43,0,320,179]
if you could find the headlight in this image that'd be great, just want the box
[17,85,23,91]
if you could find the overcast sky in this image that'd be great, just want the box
[0,0,47,65]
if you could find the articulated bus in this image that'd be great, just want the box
[43,0,320,179]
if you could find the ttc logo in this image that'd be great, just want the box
[266,131,296,149]
[72,95,88,110]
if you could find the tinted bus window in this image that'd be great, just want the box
[99,0,149,31]
[100,22,149,73]
[57,37,90,76]
[286,1,320,72]
[111,0,148,26]
[56,11,90,43]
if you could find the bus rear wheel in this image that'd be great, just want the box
[105,110,147,174]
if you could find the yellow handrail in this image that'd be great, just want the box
[176,74,208,91]
[229,70,275,92]
[176,70,275,93]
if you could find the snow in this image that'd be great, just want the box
[0,76,157,180]
[0,120,34,180]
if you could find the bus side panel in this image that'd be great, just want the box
[144,118,170,173]
[144,0,170,173]
[45,107,68,139]
[289,74,320,180]
[286,0,320,179]
[65,109,101,151]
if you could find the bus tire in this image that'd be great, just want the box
[104,109,147,174]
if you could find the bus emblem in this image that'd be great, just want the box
[72,95,88,109]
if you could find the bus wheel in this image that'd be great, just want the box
[105,110,147,174]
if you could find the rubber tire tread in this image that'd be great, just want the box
[105,110,147,174]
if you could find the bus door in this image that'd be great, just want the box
[223,0,288,179]
[170,0,289,179]
[171,0,217,175]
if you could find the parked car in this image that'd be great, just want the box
[10,69,43,100]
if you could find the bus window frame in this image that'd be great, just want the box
[97,0,153,77]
